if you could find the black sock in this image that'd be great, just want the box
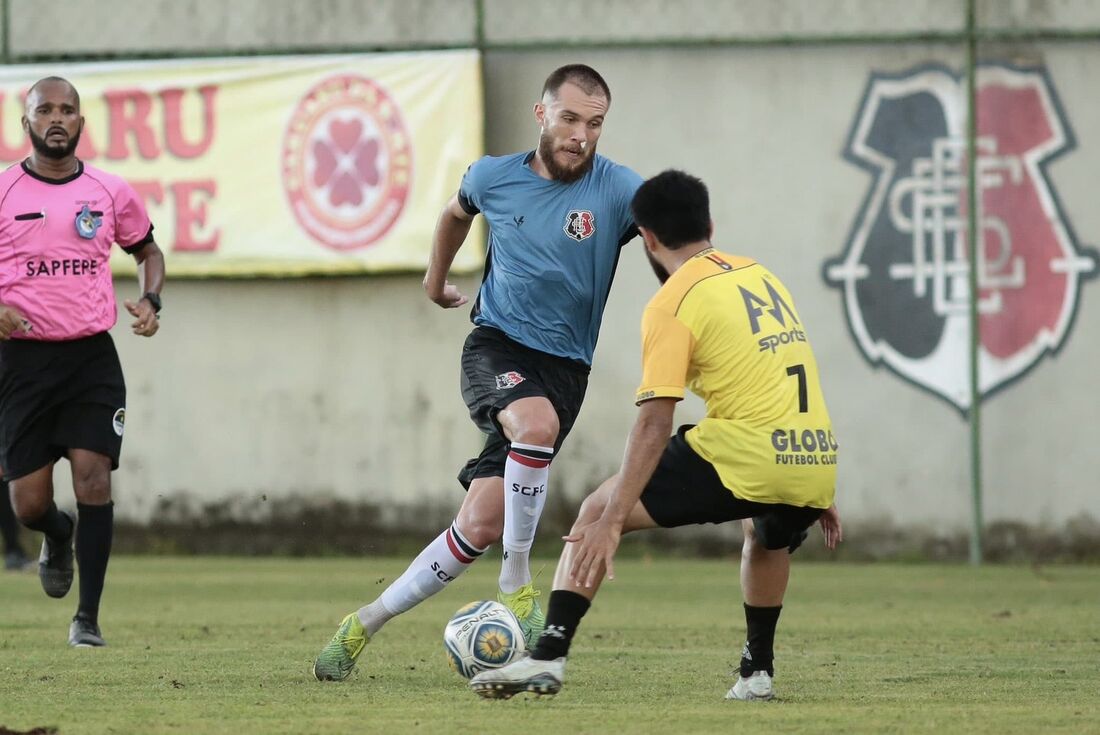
[531,590,591,661]
[23,501,75,544]
[0,480,25,553]
[75,502,114,624]
[741,603,782,677]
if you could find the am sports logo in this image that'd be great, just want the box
[824,63,1097,413]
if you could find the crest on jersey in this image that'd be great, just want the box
[563,209,595,242]
[824,63,1097,413]
[494,371,526,390]
[74,204,102,239]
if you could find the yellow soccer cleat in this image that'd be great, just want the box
[497,583,545,650]
[313,612,369,682]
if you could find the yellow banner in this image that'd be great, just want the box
[0,52,485,277]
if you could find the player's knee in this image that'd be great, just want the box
[505,403,560,447]
[453,514,502,550]
[455,480,506,549]
[72,470,111,505]
[513,418,559,448]
[573,491,608,529]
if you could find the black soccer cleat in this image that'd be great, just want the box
[68,615,106,647]
[38,510,75,598]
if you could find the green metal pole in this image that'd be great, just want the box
[474,0,485,50]
[1,0,11,65]
[965,0,983,565]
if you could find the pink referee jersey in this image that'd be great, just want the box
[0,160,152,341]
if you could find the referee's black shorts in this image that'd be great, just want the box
[0,332,127,480]
[457,326,589,489]
[640,425,825,553]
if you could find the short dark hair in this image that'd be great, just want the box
[27,76,80,109]
[542,64,611,104]
[631,170,711,250]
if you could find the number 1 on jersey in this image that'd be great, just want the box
[786,364,808,413]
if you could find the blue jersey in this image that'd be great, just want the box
[458,151,642,365]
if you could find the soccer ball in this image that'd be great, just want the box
[443,600,527,678]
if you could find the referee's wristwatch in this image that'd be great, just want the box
[142,292,162,314]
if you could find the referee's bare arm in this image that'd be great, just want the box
[123,239,165,337]
[423,194,473,309]
[0,303,32,339]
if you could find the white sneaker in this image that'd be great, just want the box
[725,670,774,701]
[469,656,566,699]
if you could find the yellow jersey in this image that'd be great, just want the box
[635,248,836,509]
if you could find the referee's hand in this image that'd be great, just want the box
[0,305,31,340]
[124,298,160,337]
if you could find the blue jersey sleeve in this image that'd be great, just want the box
[613,164,644,246]
[457,157,492,216]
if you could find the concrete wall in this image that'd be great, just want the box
[7,1,1099,537]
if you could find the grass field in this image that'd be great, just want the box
[1,557,1098,734]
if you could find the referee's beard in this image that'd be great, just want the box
[28,125,81,160]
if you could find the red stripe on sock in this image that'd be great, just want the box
[508,451,551,469]
[445,529,475,564]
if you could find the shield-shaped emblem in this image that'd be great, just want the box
[824,63,1097,412]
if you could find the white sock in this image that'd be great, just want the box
[500,442,554,593]
[499,547,531,594]
[359,522,487,636]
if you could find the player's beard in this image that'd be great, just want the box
[28,125,81,160]
[646,248,671,284]
[537,129,595,183]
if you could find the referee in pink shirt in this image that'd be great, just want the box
[0,77,165,647]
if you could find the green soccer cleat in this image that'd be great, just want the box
[497,583,545,650]
[313,612,369,682]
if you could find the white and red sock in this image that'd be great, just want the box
[500,442,554,593]
[359,522,487,636]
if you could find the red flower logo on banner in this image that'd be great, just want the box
[282,75,413,251]
[311,120,382,207]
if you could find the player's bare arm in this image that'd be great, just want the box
[567,397,677,588]
[0,304,32,339]
[423,194,474,308]
[123,240,165,338]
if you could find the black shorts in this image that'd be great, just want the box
[457,326,589,489]
[640,425,825,553]
[0,332,127,480]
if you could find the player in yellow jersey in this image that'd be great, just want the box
[470,169,842,702]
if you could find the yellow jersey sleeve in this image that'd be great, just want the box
[635,306,694,404]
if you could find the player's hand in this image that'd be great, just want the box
[563,517,622,588]
[424,279,469,309]
[125,298,160,337]
[818,504,842,550]
[0,305,32,340]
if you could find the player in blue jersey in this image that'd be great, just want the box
[314,64,643,682]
